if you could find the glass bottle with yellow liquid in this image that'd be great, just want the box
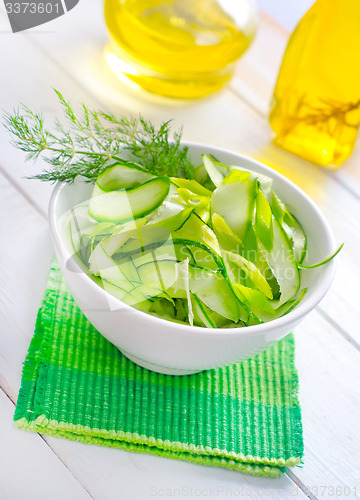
[269,0,360,168]
[104,0,257,99]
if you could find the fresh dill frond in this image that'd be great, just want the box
[3,90,194,183]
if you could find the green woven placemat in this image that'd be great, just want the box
[14,260,303,477]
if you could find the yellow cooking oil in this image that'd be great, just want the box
[269,0,360,168]
[104,0,257,99]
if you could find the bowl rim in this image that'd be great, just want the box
[49,142,336,339]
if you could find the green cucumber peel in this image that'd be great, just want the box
[211,176,257,241]
[97,161,154,191]
[89,241,136,292]
[270,192,307,264]
[177,187,210,210]
[276,288,308,317]
[298,243,343,269]
[223,169,251,184]
[259,217,300,308]
[228,166,273,200]
[88,176,170,224]
[202,154,225,188]
[254,186,274,252]
[191,293,216,328]
[224,251,273,299]
[170,177,212,197]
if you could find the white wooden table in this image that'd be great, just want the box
[1,1,360,499]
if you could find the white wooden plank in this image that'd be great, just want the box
[257,0,313,31]
[41,435,309,500]
[293,310,360,498]
[0,389,92,500]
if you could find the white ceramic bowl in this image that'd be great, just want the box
[49,143,336,375]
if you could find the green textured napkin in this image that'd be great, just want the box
[14,260,303,477]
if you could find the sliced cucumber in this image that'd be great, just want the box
[98,279,171,313]
[187,266,246,323]
[275,288,307,317]
[171,177,212,197]
[70,216,120,266]
[176,259,194,326]
[113,226,172,256]
[130,283,175,305]
[148,200,185,225]
[298,244,343,269]
[271,192,307,264]
[191,293,216,328]
[177,188,210,210]
[98,210,191,259]
[212,213,242,253]
[106,219,219,271]
[92,276,131,304]
[149,207,194,232]
[212,215,244,281]
[283,215,307,264]
[191,293,236,328]
[130,243,190,268]
[193,164,210,186]
[271,191,292,225]
[174,212,221,257]
[136,259,244,322]
[242,223,281,300]
[137,259,186,299]
[232,283,274,322]
[211,177,256,241]
[66,151,335,327]
[126,238,218,271]
[191,270,240,323]
[89,242,135,292]
[97,161,154,191]
[225,251,273,299]
[98,217,149,256]
[65,204,96,256]
[202,155,225,188]
[193,160,228,190]
[254,188,274,252]
[117,256,140,282]
[228,166,273,200]
[88,176,170,224]
[222,169,251,185]
[179,242,218,270]
[148,299,176,320]
[259,217,300,308]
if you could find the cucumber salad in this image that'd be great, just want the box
[65,156,336,328]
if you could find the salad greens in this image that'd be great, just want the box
[4,93,341,328]
[63,156,339,328]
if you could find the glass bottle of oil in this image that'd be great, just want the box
[269,0,360,168]
[104,0,257,99]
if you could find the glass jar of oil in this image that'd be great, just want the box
[269,0,360,168]
[104,0,257,99]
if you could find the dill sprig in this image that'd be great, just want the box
[3,90,194,183]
